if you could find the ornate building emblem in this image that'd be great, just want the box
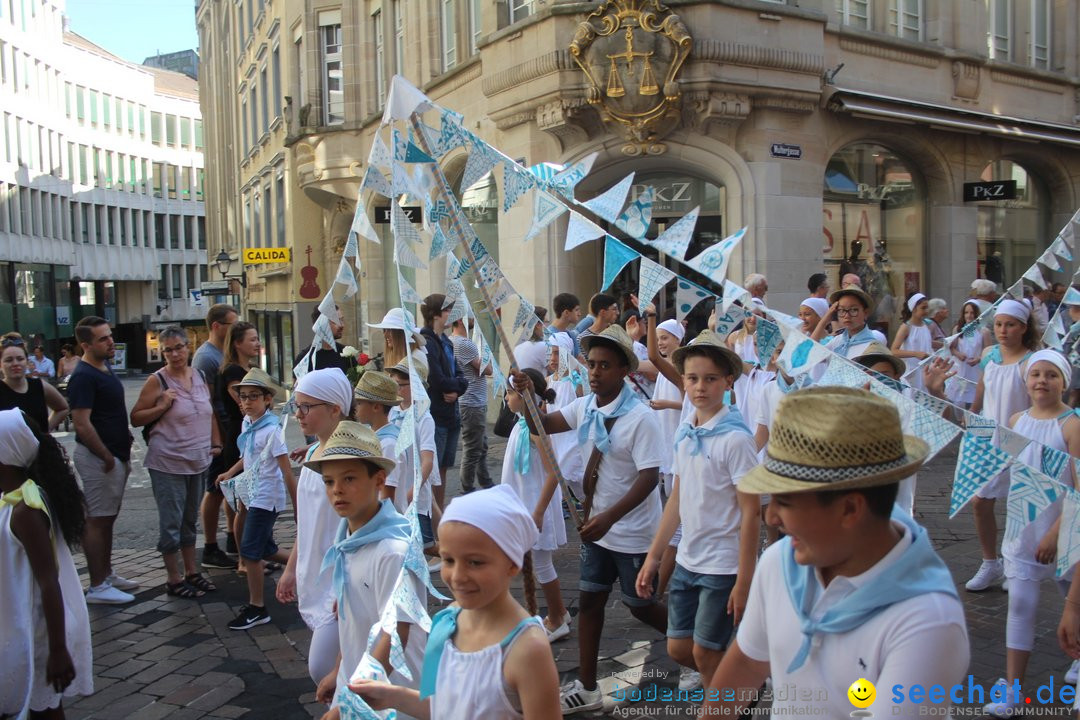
[570,0,691,156]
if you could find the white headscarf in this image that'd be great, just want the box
[294,368,354,415]
[441,484,538,567]
[800,297,830,319]
[996,299,1031,324]
[656,319,685,342]
[906,293,927,313]
[0,408,39,469]
[1024,349,1072,383]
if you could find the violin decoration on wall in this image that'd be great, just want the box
[299,245,321,299]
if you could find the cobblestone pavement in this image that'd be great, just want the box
[53,377,1076,719]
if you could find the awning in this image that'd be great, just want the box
[827,88,1080,148]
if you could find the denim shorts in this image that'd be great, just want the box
[433,422,460,471]
[667,564,736,651]
[240,507,280,561]
[579,541,655,607]
[418,513,435,548]
[204,454,226,495]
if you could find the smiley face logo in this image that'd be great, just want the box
[847,678,876,709]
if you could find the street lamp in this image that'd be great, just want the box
[214,250,247,288]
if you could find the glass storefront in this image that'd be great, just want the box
[975,160,1047,289]
[823,143,926,338]
[250,310,295,385]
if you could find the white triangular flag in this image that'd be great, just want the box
[1038,249,1063,272]
[334,257,358,297]
[564,212,606,251]
[684,227,747,284]
[721,279,750,313]
[637,257,676,309]
[648,207,698,262]
[1022,264,1047,289]
[582,172,634,224]
[397,271,423,304]
[395,239,427,269]
[382,74,434,123]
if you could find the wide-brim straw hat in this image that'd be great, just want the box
[671,329,744,382]
[304,420,396,474]
[353,370,402,406]
[367,308,426,348]
[739,386,928,495]
[829,285,876,314]
[854,342,906,379]
[235,367,287,404]
[580,324,639,372]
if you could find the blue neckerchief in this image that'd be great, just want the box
[577,383,640,453]
[674,407,752,456]
[388,406,404,427]
[834,326,878,357]
[979,346,1033,370]
[237,410,279,457]
[320,499,411,604]
[780,508,957,673]
[776,373,810,394]
[375,423,400,443]
[513,416,532,475]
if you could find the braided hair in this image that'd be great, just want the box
[23,411,86,548]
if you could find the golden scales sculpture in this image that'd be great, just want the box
[605,26,659,98]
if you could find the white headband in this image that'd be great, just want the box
[0,408,39,469]
[800,297,830,319]
[995,299,1031,324]
[295,368,354,415]
[441,484,538,567]
[906,293,927,313]
[657,319,685,342]
[1025,349,1072,383]
[549,332,573,356]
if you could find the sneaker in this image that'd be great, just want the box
[228,604,270,630]
[106,573,139,591]
[546,615,571,643]
[202,546,236,569]
[1065,659,1080,684]
[427,558,442,573]
[965,559,1005,592]
[983,678,1025,718]
[225,533,238,555]
[85,583,135,605]
[678,667,702,691]
[560,679,602,715]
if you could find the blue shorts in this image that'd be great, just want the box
[666,564,736,651]
[418,513,435,548]
[434,422,460,470]
[579,541,656,608]
[241,507,280,561]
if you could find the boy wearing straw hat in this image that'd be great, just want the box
[513,324,666,715]
[305,421,426,719]
[704,387,969,718]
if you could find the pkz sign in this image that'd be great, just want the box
[375,206,423,223]
[963,180,1018,202]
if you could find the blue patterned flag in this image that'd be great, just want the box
[684,227,747,284]
[1051,235,1074,262]
[648,207,698,262]
[675,278,713,322]
[721,279,750,313]
[615,186,654,240]
[335,257,358,298]
[713,307,749,339]
[391,204,421,247]
[404,141,434,164]
[368,132,392,171]
[502,160,536,212]
[525,189,569,242]
[1006,464,1064,544]
[513,297,537,334]
[602,235,639,290]
[755,318,783,367]
[549,152,598,199]
[564,211,606,251]
[637,257,676,309]
[1058,486,1080,577]
[1038,248,1063,272]
[583,172,634,223]
[362,166,393,198]
[950,432,1013,518]
[397,271,423,304]
[1042,444,1070,480]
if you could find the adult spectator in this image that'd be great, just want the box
[28,345,55,379]
[192,303,239,568]
[368,307,427,371]
[577,293,619,343]
[1030,285,1051,335]
[513,306,550,373]
[130,326,219,599]
[744,273,768,301]
[841,272,862,289]
[57,343,80,377]
[293,305,360,374]
[574,294,600,335]
[926,298,949,350]
[450,317,493,494]
[1049,282,1066,318]
[807,273,829,299]
[68,316,137,604]
[421,293,468,511]
[0,333,68,431]
[970,278,998,312]
[551,293,583,358]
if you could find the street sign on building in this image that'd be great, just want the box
[201,280,230,293]
[963,180,1018,202]
[770,143,802,159]
[190,289,204,307]
[243,248,291,264]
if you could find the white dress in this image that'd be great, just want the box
[295,453,339,630]
[734,366,775,436]
[500,419,567,551]
[947,331,985,405]
[652,373,683,481]
[0,490,93,714]
[976,350,1033,499]
[899,322,932,391]
[547,377,584,497]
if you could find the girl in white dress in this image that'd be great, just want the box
[948,301,991,408]
[967,299,1040,593]
[276,369,354,685]
[0,408,92,718]
[352,485,560,720]
[544,333,585,498]
[983,350,1080,718]
[892,293,933,391]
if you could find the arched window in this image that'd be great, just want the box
[975,160,1047,289]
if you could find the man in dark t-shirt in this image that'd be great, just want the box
[68,316,137,604]
[293,305,359,374]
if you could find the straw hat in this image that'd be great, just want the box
[353,370,402,406]
[829,285,875,314]
[303,420,396,474]
[389,357,429,384]
[235,367,287,404]
[671,329,744,382]
[853,343,906,379]
[739,387,928,494]
[580,324,639,372]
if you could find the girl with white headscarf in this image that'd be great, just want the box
[891,293,933,391]
[0,408,93,717]
[276,369,353,685]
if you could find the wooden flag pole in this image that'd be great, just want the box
[407,113,582,529]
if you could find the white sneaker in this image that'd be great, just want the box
[85,583,135,605]
[983,678,1025,718]
[560,679,602,715]
[678,667,702,691]
[546,614,571,643]
[965,559,1005,592]
[427,558,442,573]
[1065,659,1080,684]
[106,573,140,591]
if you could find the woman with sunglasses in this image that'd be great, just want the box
[0,333,69,432]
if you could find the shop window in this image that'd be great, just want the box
[14,264,50,308]
[975,160,1047,289]
[823,143,925,337]
[320,18,344,125]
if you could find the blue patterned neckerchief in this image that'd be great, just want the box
[674,407,752,456]
[513,417,532,475]
[577,383,640,453]
[833,326,878,357]
[237,409,279,457]
[319,499,411,604]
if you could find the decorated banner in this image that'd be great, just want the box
[565,211,606,251]
[1051,235,1074,262]
[949,433,1013,517]
[583,172,634,223]
[648,207,699,262]
[1057,486,1080,577]
[502,160,536,212]
[616,186,655,240]
[1005,465,1064,544]
[602,235,640,290]
[675,278,714,322]
[637,257,677,309]
[525,189,569,242]
[684,227,746,283]
[755,318,783,366]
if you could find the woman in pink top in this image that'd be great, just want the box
[131,326,221,599]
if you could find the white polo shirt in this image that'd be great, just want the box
[239,415,289,512]
[671,408,758,575]
[736,527,969,718]
[559,394,663,554]
[386,408,438,516]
